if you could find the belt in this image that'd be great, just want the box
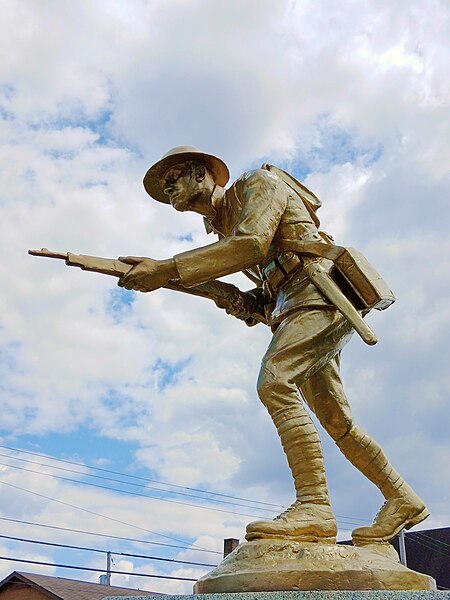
[262,252,304,297]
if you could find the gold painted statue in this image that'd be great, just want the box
[117,146,429,546]
[30,146,429,549]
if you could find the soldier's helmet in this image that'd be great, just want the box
[143,146,230,203]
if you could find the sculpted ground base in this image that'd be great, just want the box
[192,540,435,593]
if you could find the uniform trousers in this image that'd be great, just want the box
[257,307,357,443]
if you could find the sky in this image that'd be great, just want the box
[0,0,449,594]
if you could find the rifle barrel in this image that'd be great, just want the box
[28,249,68,260]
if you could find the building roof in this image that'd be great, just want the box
[0,571,159,599]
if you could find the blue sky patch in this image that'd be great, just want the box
[172,233,194,242]
[153,357,191,391]
[0,106,14,121]
[0,84,15,119]
[4,427,140,475]
[106,287,136,322]
[258,116,383,183]
[310,116,383,168]
[29,107,118,149]
[0,83,14,100]
[0,340,22,374]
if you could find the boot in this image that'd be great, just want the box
[336,425,429,544]
[246,407,337,543]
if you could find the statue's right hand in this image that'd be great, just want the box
[118,257,178,293]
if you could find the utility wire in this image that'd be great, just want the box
[0,517,222,555]
[407,534,450,558]
[0,480,213,553]
[408,533,450,556]
[0,556,197,581]
[0,463,368,527]
[0,444,371,523]
[0,461,266,519]
[0,443,281,508]
[0,534,217,567]
[409,530,450,551]
[0,451,276,513]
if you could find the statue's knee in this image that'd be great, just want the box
[256,363,299,415]
[256,364,276,404]
[326,416,353,442]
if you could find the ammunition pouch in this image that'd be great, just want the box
[261,252,305,298]
[276,240,396,311]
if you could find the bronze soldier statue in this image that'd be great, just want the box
[116,146,428,545]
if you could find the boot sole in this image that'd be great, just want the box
[245,531,337,544]
[352,506,430,545]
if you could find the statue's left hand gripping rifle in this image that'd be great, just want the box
[28,248,267,326]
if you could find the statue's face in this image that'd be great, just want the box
[161,162,195,211]
[161,161,214,213]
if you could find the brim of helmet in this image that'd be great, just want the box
[143,151,230,203]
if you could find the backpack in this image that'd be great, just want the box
[262,163,395,313]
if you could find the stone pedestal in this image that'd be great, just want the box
[105,592,449,600]
[105,541,439,600]
[193,540,436,593]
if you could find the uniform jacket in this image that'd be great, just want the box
[173,169,332,323]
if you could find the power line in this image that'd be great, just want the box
[0,534,217,567]
[409,530,450,551]
[407,534,450,558]
[0,444,371,525]
[0,460,266,519]
[0,517,222,555]
[0,450,276,513]
[0,465,369,530]
[0,480,213,553]
[0,443,281,508]
[0,556,197,581]
[0,460,369,527]
[407,532,450,556]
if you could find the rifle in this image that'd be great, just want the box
[28,249,267,326]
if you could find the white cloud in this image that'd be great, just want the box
[0,544,55,581]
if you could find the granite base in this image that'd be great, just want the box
[105,592,450,600]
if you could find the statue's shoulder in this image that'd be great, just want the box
[233,167,280,189]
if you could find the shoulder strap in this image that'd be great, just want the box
[261,163,321,227]
[259,164,348,260]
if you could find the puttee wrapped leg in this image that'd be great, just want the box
[336,425,429,544]
[246,385,336,542]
